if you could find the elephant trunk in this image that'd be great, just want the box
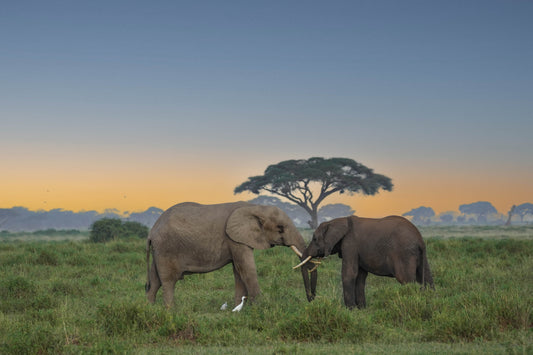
[298,250,317,302]
[286,231,317,302]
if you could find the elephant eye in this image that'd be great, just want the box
[277,225,285,234]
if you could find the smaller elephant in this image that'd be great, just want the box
[295,215,434,309]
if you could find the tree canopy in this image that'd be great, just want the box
[403,206,435,225]
[459,201,498,224]
[506,203,533,225]
[235,157,393,228]
[513,203,533,223]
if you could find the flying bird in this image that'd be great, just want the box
[232,296,246,312]
[220,302,228,310]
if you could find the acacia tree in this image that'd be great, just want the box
[234,157,393,229]
[505,205,516,226]
[459,201,498,224]
[509,203,533,224]
[403,206,435,225]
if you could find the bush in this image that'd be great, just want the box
[89,218,148,243]
[123,220,149,238]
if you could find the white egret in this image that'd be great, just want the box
[220,302,228,310]
[232,296,246,312]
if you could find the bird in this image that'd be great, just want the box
[220,302,228,310]
[232,296,246,312]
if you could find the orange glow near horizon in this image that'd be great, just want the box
[2,165,531,218]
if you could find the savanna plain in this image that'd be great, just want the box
[0,226,531,354]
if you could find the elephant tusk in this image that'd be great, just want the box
[307,258,322,272]
[308,264,319,273]
[292,255,312,269]
[290,245,303,258]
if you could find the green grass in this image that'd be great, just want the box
[0,226,532,354]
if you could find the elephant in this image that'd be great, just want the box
[146,201,316,308]
[294,215,434,309]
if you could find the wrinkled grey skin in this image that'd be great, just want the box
[301,215,434,309]
[146,202,315,307]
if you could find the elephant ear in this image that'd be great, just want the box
[321,218,350,257]
[226,206,271,250]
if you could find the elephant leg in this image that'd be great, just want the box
[232,247,261,303]
[146,259,161,303]
[232,263,247,305]
[341,256,358,309]
[354,268,368,308]
[156,256,182,307]
[161,280,178,307]
[394,256,417,285]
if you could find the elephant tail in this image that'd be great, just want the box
[145,238,152,293]
[420,245,435,290]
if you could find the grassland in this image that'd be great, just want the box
[0,226,532,354]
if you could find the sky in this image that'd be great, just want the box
[1,0,532,218]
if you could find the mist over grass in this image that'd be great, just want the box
[0,229,89,242]
[0,226,531,354]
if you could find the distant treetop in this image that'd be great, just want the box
[403,206,435,225]
[235,157,392,228]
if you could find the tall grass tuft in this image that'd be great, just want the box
[373,283,436,328]
[278,297,378,342]
[0,276,56,313]
[0,322,63,355]
[97,300,156,336]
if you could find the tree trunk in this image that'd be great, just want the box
[307,210,319,229]
[504,205,516,226]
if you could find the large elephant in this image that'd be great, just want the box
[146,201,316,307]
[294,215,434,309]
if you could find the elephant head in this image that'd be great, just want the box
[306,217,349,257]
[293,217,350,301]
[225,204,317,299]
[225,205,304,250]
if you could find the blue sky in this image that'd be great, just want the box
[1,1,532,216]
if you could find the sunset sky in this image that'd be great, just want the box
[1,1,532,218]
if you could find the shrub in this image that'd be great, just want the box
[123,221,149,239]
[89,218,148,243]
[89,218,123,242]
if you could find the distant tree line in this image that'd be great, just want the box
[0,199,354,232]
[0,206,163,232]
[3,199,530,232]
[403,202,533,226]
